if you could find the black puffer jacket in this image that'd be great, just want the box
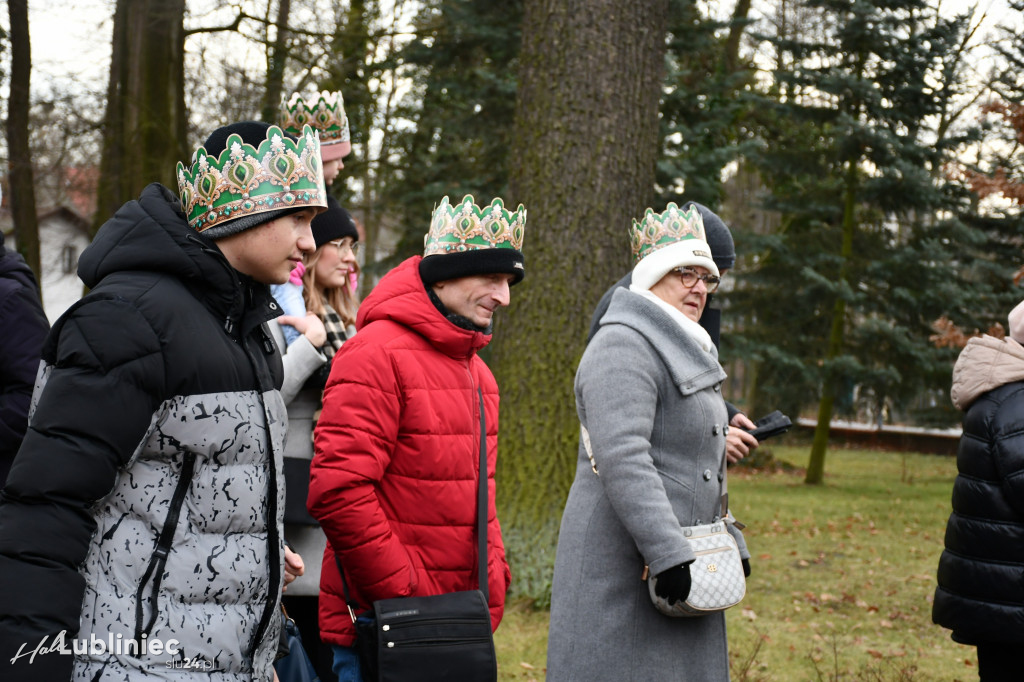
[0,184,287,681]
[933,334,1024,645]
[0,233,49,485]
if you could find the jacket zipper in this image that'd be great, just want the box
[133,450,198,650]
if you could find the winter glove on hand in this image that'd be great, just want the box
[742,558,751,578]
[653,562,693,605]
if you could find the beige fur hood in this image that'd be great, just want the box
[950,334,1024,411]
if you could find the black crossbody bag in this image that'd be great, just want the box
[336,390,497,682]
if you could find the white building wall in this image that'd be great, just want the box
[37,215,90,323]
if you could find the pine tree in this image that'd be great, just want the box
[656,0,755,208]
[381,0,522,266]
[732,0,986,481]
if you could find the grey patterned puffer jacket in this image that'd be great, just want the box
[0,183,287,681]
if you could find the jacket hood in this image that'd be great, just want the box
[600,287,725,395]
[0,235,41,291]
[79,183,241,321]
[951,334,1024,411]
[356,256,491,360]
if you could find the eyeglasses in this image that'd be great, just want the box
[673,267,720,293]
[327,239,360,256]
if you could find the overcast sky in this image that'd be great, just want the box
[22,0,1020,102]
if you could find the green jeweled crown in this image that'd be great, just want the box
[424,195,526,256]
[629,202,706,264]
[280,91,350,145]
[176,124,327,233]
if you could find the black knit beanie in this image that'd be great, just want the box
[197,121,304,240]
[689,202,735,272]
[313,196,359,249]
[419,248,525,286]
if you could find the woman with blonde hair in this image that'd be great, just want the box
[270,195,361,680]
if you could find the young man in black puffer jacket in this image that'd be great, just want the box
[0,121,327,681]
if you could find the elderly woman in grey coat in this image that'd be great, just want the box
[547,203,750,681]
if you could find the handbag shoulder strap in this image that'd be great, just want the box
[476,388,489,603]
[336,389,490,619]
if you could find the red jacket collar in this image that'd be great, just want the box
[356,256,491,360]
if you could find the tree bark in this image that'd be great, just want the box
[6,0,42,285]
[93,0,187,237]
[723,0,752,74]
[489,0,670,598]
[261,0,292,124]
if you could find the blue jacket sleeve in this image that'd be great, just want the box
[270,282,306,346]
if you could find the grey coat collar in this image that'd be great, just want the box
[599,287,726,395]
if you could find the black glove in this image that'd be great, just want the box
[742,558,751,578]
[653,562,693,605]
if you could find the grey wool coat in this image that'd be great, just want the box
[547,288,749,682]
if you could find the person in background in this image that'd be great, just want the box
[587,201,759,464]
[270,195,361,680]
[0,185,50,487]
[274,89,354,346]
[932,299,1024,681]
[548,202,749,681]
[0,121,324,681]
[308,195,523,682]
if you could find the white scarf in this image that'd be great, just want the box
[630,286,715,355]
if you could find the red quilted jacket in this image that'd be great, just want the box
[308,256,512,645]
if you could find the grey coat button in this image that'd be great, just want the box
[703,469,712,481]
[712,424,720,436]
[714,384,721,392]
[723,425,730,435]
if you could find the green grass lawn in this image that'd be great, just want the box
[493,446,977,681]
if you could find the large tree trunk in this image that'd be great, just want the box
[93,0,187,237]
[6,0,41,285]
[489,0,670,602]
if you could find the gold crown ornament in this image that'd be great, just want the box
[176,124,327,233]
[424,195,526,256]
[280,91,351,160]
[629,202,710,264]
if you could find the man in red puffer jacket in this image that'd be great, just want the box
[308,195,525,681]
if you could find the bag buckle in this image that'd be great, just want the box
[347,604,358,624]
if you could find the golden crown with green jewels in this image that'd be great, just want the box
[176,124,327,233]
[424,195,526,256]
[629,202,706,264]
[280,91,350,145]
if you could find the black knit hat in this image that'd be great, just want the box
[198,121,305,239]
[419,248,525,286]
[418,195,526,286]
[313,196,359,249]
[690,202,735,272]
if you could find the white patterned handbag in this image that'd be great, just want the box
[579,424,747,617]
[645,521,746,617]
